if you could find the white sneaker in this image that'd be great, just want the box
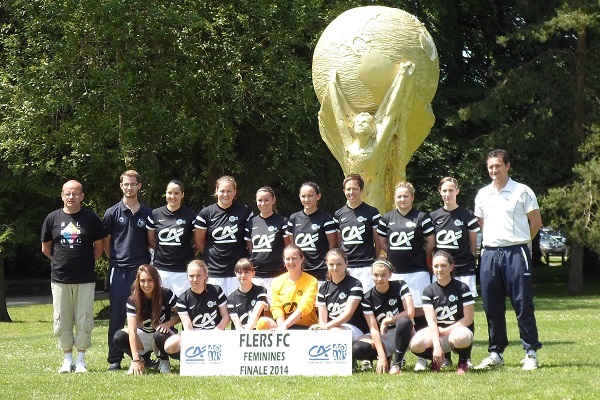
[474,353,504,370]
[158,359,171,374]
[74,362,87,373]
[522,354,539,371]
[58,360,73,374]
[359,360,373,372]
[413,357,428,372]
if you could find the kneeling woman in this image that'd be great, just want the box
[113,265,180,375]
[269,245,318,329]
[310,248,368,340]
[164,260,230,357]
[409,251,475,374]
[353,259,415,374]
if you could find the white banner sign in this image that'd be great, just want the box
[180,330,352,376]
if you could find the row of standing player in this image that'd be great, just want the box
[115,247,474,375]
[145,174,478,301]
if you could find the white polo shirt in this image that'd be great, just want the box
[474,178,538,247]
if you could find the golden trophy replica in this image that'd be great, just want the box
[313,6,439,213]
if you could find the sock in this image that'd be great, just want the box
[393,317,413,365]
[75,351,85,364]
[414,348,433,361]
[527,350,536,357]
[444,352,452,363]
[63,352,73,363]
[456,343,473,361]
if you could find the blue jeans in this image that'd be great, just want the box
[480,245,542,353]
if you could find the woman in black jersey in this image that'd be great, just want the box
[334,174,381,292]
[245,186,291,294]
[147,180,197,296]
[195,175,253,296]
[227,258,272,330]
[164,260,230,357]
[353,259,415,374]
[113,265,179,375]
[430,177,480,296]
[286,182,337,282]
[310,248,368,341]
[409,251,475,374]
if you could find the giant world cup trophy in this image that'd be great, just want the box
[312,6,439,213]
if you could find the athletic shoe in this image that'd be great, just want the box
[413,357,428,372]
[441,359,453,369]
[142,353,159,371]
[388,358,406,375]
[74,362,87,373]
[430,362,441,372]
[521,355,539,371]
[389,363,402,375]
[359,360,373,372]
[456,360,469,374]
[58,360,73,374]
[474,353,504,370]
[158,359,171,374]
[107,362,121,371]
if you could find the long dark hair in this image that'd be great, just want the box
[130,264,163,328]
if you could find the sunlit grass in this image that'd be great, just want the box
[1,266,599,399]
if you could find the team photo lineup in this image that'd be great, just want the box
[41,148,542,376]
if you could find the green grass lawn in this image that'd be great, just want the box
[1,265,599,400]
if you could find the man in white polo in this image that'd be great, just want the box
[474,149,543,371]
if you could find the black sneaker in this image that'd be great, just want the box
[107,362,121,371]
[142,353,159,371]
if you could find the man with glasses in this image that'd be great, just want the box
[102,170,152,371]
[41,180,107,373]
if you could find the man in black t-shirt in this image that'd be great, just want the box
[41,180,107,374]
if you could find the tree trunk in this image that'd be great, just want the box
[569,241,584,295]
[569,1,586,295]
[0,256,13,322]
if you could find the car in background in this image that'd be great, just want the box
[541,227,567,243]
[539,232,568,264]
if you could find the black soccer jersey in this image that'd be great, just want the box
[126,288,178,333]
[377,208,434,273]
[421,279,475,330]
[245,213,288,278]
[361,280,412,329]
[430,206,480,276]
[147,205,196,272]
[195,202,253,278]
[286,209,336,281]
[334,202,381,269]
[317,275,368,333]
[176,284,227,330]
[226,284,269,328]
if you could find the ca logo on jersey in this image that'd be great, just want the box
[435,305,458,322]
[295,233,319,252]
[327,302,345,318]
[213,225,238,244]
[192,310,218,329]
[436,230,462,250]
[252,234,275,253]
[341,225,366,245]
[158,227,185,246]
[283,302,298,318]
[376,311,397,326]
[388,231,414,250]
